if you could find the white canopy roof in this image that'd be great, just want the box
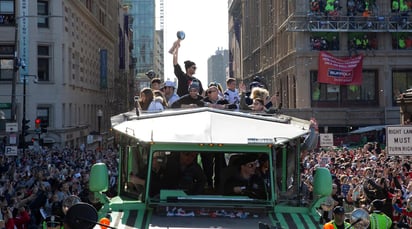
[111,108,311,145]
[349,125,386,134]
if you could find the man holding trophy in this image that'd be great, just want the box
[170,31,204,97]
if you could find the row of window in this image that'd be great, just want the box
[0,0,49,27]
[310,32,412,51]
[0,106,49,129]
[309,0,412,15]
[310,70,412,107]
[0,45,50,81]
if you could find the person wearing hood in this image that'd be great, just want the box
[171,80,205,109]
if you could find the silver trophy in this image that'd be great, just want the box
[169,31,185,54]
[176,31,185,40]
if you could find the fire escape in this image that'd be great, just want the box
[284,12,412,32]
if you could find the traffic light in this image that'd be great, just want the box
[40,118,48,133]
[35,118,41,130]
[35,118,48,133]
[22,119,30,136]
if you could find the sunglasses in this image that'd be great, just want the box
[246,162,258,168]
[191,66,197,70]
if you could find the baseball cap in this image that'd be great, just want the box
[188,80,200,91]
[249,81,263,90]
[163,80,175,88]
[333,206,345,214]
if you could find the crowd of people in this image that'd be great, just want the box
[0,147,118,228]
[299,142,412,228]
[3,138,412,228]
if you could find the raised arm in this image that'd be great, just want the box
[171,40,181,66]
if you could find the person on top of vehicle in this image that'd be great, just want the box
[203,85,236,110]
[136,87,164,113]
[223,78,240,110]
[161,80,180,107]
[239,87,279,114]
[171,39,204,96]
[171,80,205,109]
[239,78,264,109]
[150,77,162,91]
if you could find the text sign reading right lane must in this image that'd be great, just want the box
[387,125,412,155]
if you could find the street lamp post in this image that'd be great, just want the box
[97,109,103,134]
[21,75,38,154]
[97,109,103,150]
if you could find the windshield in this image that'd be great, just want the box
[121,147,274,202]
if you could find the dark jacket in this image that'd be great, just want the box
[203,97,237,109]
[171,94,205,108]
[174,64,204,96]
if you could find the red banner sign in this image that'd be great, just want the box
[318,52,363,85]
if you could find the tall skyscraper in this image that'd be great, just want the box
[207,48,229,88]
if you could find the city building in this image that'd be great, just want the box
[0,0,133,148]
[207,48,229,87]
[124,0,164,93]
[229,0,409,138]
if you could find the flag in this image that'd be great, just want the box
[318,52,363,85]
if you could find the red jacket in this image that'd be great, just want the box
[4,218,15,229]
[13,210,30,229]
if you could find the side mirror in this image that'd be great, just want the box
[89,163,109,192]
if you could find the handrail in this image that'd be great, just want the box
[286,12,412,32]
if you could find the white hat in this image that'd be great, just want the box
[163,80,175,88]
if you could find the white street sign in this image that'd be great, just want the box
[5,123,18,132]
[9,134,17,145]
[320,133,334,147]
[5,146,18,156]
[387,125,412,155]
